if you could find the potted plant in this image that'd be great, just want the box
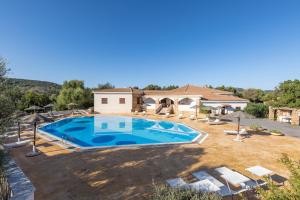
[270,129,284,136]
[249,124,262,131]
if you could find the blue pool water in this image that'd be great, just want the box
[39,116,200,148]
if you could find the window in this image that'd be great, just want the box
[119,122,125,128]
[101,98,108,104]
[119,98,125,104]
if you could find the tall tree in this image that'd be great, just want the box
[162,85,179,90]
[143,84,162,90]
[267,80,300,108]
[0,58,15,133]
[242,88,265,103]
[97,82,115,89]
[56,80,92,110]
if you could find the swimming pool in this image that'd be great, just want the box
[39,116,201,149]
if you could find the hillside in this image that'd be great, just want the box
[6,78,61,94]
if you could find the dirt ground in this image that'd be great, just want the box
[8,114,300,200]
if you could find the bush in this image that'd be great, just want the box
[270,129,282,134]
[244,103,268,118]
[151,184,222,200]
[257,154,300,200]
[250,124,262,131]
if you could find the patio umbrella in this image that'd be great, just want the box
[44,103,54,109]
[220,111,255,142]
[190,104,200,118]
[24,105,43,113]
[22,113,53,157]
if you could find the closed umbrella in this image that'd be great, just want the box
[12,111,26,142]
[190,104,200,119]
[22,113,53,157]
[220,111,255,142]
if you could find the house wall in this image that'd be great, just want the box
[269,107,300,125]
[94,93,133,113]
[201,101,248,110]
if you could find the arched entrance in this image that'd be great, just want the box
[159,98,174,108]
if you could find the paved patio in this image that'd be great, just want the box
[7,114,300,200]
[231,118,300,138]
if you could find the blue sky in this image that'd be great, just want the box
[1,0,300,89]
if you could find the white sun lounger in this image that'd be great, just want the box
[189,115,196,120]
[207,119,224,125]
[215,167,256,190]
[224,129,248,135]
[166,178,188,188]
[193,171,235,196]
[198,117,209,122]
[246,166,273,186]
[189,179,220,193]
[178,113,184,119]
[3,139,31,148]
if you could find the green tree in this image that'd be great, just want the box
[268,80,300,108]
[0,58,15,133]
[242,89,265,103]
[162,85,179,90]
[19,91,51,110]
[143,84,162,90]
[215,85,242,97]
[244,103,268,118]
[97,82,115,89]
[258,154,300,200]
[56,80,92,110]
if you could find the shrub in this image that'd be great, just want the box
[151,184,222,200]
[244,103,268,118]
[250,124,262,131]
[270,129,281,133]
[257,154,300,200]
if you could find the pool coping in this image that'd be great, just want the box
[37,115,208,151]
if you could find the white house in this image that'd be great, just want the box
[93,88,143,113]
[93,85,248,115]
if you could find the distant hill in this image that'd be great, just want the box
[6,78,61,94]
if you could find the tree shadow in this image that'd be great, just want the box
[10,142,208,200]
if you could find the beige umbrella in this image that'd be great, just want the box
[22,113,53,157]
[25,105,43,113]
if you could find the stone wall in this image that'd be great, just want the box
[269,106,300,125]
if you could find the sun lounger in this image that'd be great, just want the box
[198,117,209,122]
[3,139,31,148]
[189,179,220,193]
[246,166,274,186]
[224,129,248,135]
[166,178,188,188]
[215,167,256,190]
[193,170,235,196]
[189,115,196,120]
[207,119,224,125]
[178,113,184,119]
